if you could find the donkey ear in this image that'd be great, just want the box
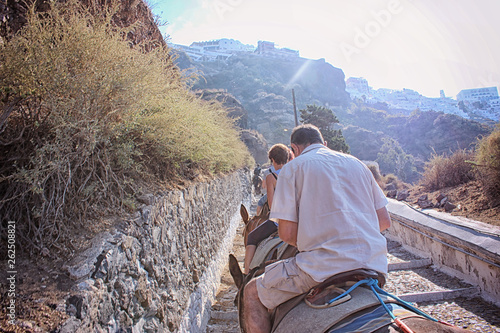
[240,204,249,224]
[229,254,244,289]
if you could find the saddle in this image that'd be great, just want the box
[249,232,285,270]
[271,269,387,333]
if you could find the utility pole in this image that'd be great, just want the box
[292,89,298,126]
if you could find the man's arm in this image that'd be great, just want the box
[266,174,276,208]
[376,206,391,232]
[278,219,298,247]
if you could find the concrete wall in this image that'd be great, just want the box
[385,199,500,307]
[59,170,252,333]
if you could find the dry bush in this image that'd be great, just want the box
[381,173,407,191]
[419,149,475,191]
[0,0,251,254]
[367,164,384,189]
[475,124,500,207]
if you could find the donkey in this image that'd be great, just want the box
[229,205,470,333]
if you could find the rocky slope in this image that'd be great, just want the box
[1,0,164,50]
[405,181,500,227]
[178,54,350,145]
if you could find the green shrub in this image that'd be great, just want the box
[475,124,500,207]
[0,0,251,252]
[376,137,418,183]
[419,149,475,191]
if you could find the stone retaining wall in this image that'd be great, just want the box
[59,170,251,332]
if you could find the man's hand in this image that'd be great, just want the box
[278,219,298,247]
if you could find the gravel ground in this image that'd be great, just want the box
[207,228,500,333]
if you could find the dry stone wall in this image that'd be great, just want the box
[60,170,252,332]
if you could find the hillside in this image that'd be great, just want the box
[179,53,350,144]
[406,181,500,227]
[177,52,493,183]
[0,0,252,257]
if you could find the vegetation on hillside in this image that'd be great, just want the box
[475,124,500,207]
[192,55,350,107]
[418,126,500,209]
[182,51,492,185]
[0,0,251,253]
[299,104,349,153]
[376,138,418,183]
[420,150,475,191]
[185,54,350,145]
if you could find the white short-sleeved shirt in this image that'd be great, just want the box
[270,144,388,282]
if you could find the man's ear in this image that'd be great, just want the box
[324,141,328,147]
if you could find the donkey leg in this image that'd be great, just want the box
[243,279,271,333]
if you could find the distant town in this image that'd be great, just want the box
[171,38,500,122]
[346,78,500,122]
[171,38,300,61]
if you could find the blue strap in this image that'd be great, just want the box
[326,278,438,323]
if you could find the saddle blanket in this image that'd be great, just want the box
[249,235,283,270]
[273,286,421,333]
[327,303,418,333]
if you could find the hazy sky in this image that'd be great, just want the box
[149,0,500,98]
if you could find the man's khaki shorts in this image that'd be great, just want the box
[255,257,318,310]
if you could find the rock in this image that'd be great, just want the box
[385,182,397,191]
[416,193,435,208]
[396,190,409,201]
[436,193,447,202]
[77,279,95,291]
[192,269,200,283]
[444,201,457,212]
[386,189,397,198]
[58,318,82,333]
[418,194,428,201]
[137,194,155,205]
[66,295,84,319]
[418,200,434,209]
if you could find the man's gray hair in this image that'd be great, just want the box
[290,124,324,145]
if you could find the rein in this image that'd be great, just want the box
[325,278,456,333]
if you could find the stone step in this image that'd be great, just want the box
[210,310,238,321]
[397,286,481,303]
[388,258,432,271]
[206,323,240,333]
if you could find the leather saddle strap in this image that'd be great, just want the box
[309,269,385,299]
[271,269,385,332]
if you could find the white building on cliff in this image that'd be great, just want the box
[345,77,485,119]
[171,38,254,62]
[171,38,300,62]
[457,87,500,121]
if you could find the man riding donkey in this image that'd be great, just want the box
[243,124,392,333]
